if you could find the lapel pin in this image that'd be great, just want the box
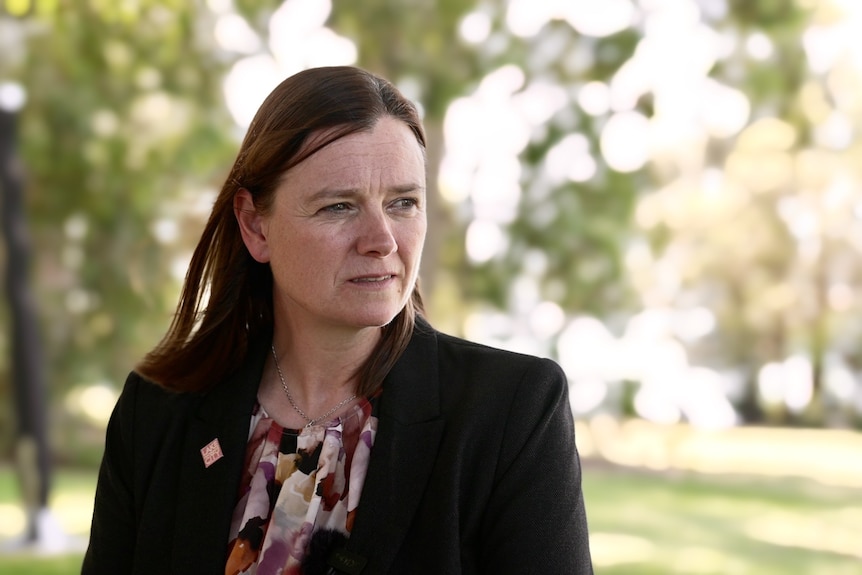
[201,438,224,468]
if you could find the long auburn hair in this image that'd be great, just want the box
[137,66,426,394]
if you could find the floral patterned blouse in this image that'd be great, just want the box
[225,395,379,575]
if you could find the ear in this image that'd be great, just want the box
[234,188,271,263]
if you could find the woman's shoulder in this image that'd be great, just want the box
[121,370,197,402]
[420,327,573,443]
[424,327,567,404]
[111,370,201,428]
[432,328,563,376]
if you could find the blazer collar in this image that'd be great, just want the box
[343,318,446,573]
[196,333,270,424]
[379,317,440,424]
[170,333,269,572]
[168,322,445,574]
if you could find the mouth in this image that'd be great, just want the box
[350,275,394,283]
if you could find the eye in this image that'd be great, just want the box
[391,198,419,210]
[322,202,352,213]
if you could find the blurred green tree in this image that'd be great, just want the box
[0,0,238,445]
[1,0,859,501]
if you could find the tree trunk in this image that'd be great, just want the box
[419,120,447,318]
[805,249,829,426]
[0,108,52,542]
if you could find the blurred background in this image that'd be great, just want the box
[1,0,861,573]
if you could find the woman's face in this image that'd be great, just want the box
[245,116,427,336]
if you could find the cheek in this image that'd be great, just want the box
[406,221,428,253]
[285,229,351,271]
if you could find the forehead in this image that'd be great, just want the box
[282,117,426,189]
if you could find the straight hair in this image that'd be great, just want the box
[137,66,426,394]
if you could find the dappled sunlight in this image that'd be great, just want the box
[667,545,746,574]
[0,82,26,110]
[582,460,862,574]
[50,492,95,537]
[744,511,862,560]
[0,496,92,550]
[219,0,357,128]
[0,504,25,538]
[759,356,815,413]
[454,0,862,436]
[0,471,96,552]
[600,111,650,173]
[589,531,654,567]
[576,417,862,488]
[63,384,118,427]
[5,1,862,573]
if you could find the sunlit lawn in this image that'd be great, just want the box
[584,463,862,574]
[0,462,860,574]
[0,467,92,575]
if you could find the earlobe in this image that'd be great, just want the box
[234,189,271,263]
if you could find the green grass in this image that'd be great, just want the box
[583,463,862,574]
[0,466,92,575]
[0,555,84,575]
[1,463,860,574]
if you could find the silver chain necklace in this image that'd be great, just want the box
[271,344,357,428]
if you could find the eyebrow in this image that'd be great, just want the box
[306,184,426,204]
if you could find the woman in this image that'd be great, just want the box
[83,66,592,574]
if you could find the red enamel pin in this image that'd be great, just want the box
[200,438,224,468]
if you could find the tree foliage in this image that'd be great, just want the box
[0,1,238,417]
[1,0,860,459]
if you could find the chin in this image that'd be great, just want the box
[347,308,403,330]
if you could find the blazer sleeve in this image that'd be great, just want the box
[81,372,140,574]
[478,357,593,574]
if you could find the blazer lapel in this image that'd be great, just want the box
[344,322,444,573]
[162,324,442,573]
[170,337,269,573]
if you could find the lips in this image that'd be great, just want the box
[350,275,394,283]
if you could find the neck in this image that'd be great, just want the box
[275,325,379,385]
[264,319,380,424]
[271,344,358,428]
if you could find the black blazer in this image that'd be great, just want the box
[83,321,593,574]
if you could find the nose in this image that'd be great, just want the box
[356,208,397,257]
